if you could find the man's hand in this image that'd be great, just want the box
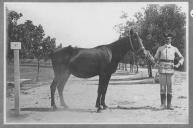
[174,63,181,68]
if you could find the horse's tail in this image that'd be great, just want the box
[49,45,76,64]
[50,45,76,75]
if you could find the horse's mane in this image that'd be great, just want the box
[106,36,129,48]
[105,37,130,54]
[50,36,130,59]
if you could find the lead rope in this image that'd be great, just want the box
[129,35,135,52]
[129,35,149,63]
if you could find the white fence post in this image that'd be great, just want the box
[11,42,21,116]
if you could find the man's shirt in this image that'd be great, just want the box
[154,44,184,65]
[154,44,184,74]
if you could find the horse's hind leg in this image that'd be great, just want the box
[57,70,71,109]
[50,77,58,110]
[96,84,102,110]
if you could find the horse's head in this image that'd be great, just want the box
[130,29,155,65]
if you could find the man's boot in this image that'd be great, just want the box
[160,94,166,110]
[167,94,174,110]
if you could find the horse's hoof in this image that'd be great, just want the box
[95,104,100,108]
[51,106,57,111]
[97,108,102,113]
[62,105,69,109]
[102,105,108,110]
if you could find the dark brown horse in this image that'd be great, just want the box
[49,29,155,112]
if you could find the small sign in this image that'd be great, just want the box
[11,42,21,49]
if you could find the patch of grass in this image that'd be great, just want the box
[6,64,54,83]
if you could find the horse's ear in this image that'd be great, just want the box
[130,29,134,36]
[68,45,73,50]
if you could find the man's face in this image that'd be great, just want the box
[166,37,172,44]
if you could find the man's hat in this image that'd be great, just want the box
[164,33,174,38]
[166,33,173,38]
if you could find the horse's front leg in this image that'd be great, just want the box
[95,73,111,112]
[101,74,111,109]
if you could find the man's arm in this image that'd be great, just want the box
[154,47,161,63]
[154,47,161,68]
[174,47,184,68]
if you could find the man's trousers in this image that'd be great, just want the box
[159,73,174,94]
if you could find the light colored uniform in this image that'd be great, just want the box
[154,44,184,94]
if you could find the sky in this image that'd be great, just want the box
[5,2,188,48]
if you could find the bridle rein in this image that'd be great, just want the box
[128,34,145,54]
[128,34,154,65]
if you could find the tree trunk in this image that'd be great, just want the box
[36,59,40,81]
[148,63,152,77]
[130,64,132,72]
[136,64,139,73]
[124,64,127,71]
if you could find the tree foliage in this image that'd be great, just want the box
[115,4,186,54]
[139,4,186,56]
[7,9,56,61]
[7,9,23,60]
[115,4,186,71]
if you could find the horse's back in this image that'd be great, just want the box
[69,46,112,78]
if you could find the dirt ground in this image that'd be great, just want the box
[5,69,188,124]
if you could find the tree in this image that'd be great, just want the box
[7,9,57,81]
[138,4,186,55]
[7,9,23,61]
[42,36,56,58]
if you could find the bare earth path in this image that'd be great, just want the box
[6,69,188,124]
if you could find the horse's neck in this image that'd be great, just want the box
[109,40,130,60]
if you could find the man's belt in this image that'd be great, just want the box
[158,61,174,74]
[160,59,174,63]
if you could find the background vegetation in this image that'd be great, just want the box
[114,4,186,76]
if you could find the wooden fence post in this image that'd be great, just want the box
[11,42,21,116]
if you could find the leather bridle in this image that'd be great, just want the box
[129,34,155,65]
[129,34,145,55]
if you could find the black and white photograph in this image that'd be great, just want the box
[4,1,189,124]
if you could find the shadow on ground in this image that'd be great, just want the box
[109,105,161,111]
[11,107,97,113]
[89,77,155,86]
[9,104,182,116]
[89,76,153,82]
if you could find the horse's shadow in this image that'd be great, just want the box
[89,77,155,86]
[12,107,97,113]
[11,107,51,112]
[13,105,167,113]
[109,105,182,111]
[11,103,182,113]
[109,105,162,111]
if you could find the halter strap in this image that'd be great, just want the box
[129,35,145,54]
[129,35,135,52]
[136,46,145,54]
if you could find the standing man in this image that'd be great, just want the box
[154,33,184,110]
